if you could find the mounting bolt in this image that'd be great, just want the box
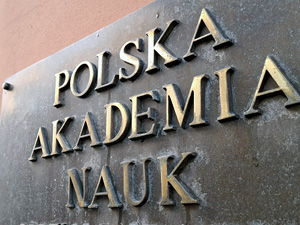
[2,82,11,90]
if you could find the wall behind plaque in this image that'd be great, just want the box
[0,0,154,117]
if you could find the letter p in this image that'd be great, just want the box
[53,70,71,107]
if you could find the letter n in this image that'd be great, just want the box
[66,167,91,208]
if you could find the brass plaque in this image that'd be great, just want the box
[1,0,300,224]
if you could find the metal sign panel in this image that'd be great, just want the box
[1,0,300,224]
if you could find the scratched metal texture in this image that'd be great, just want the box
[1,0,300,224]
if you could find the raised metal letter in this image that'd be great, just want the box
[53,70,70,107]
[95,51,119,91]
[215,67,237,122]
[28,127,51,161]
[88,166,123,209]
[74,112,101,150]
[159,152,199,205]
[119,38,144,81]
[66,167,91,208]
[129,90,160,140]
[103,102,130,145]
[51,117,73,156]
[146,20,181,74]
[70,61,96,97]
[121,158,151,206]
[244,56,300,117]
[183,8,232,61]
[163,75,209,131]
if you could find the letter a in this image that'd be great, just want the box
[184,8,232,61]
[245,56,300,117]
[88,166,122,209]
[28,127,51,161]
[74,112,101,150]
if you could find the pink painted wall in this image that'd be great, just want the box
[0,0,154,112]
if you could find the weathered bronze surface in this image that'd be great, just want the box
[1,0,300,224]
